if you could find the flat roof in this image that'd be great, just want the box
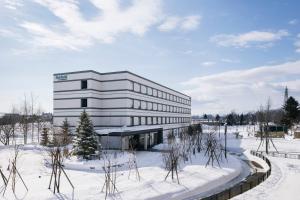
[96,126,163,137]
[53,70,191,98]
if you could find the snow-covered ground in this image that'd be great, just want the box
[0,143,242,200]
[223,125,300,200]
[2,125,300,200]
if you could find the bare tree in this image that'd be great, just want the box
[256,98,278,154]
[101,154,120,199]
[48,147,74,194]
[0,116,14,145]
[265,98,271,154]
[163,143,181,184]
[35,105,44,144]
[9,105,19,142]
[2,145,28,196]
[19,95,30,144]
[204,131,222,167]
[30,93,37,143]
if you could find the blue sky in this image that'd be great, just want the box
[1,0,300,114]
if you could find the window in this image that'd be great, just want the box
[81,98,87,107]
[153,103,157,110]
[141,101,147,109]
[141,85,147,94]
[130,117,134,126]
[148,102,153,110]
[134,83,140,92]
[141,117,146,125]
[158,90,162,98]
[153,89,157,96]
[139,117,141,125]
[81,80,88,89]
[148,87,153,95]
[158,104,162,111]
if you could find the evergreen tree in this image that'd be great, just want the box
[61,118,72,146]
[215,114,220,122]
[40,127,49,146]
[282,96,300,128]
[203,114,208,121]
[187,125,194,136]
[240,113,244,125]
[226,113,235,126]
[73,111,98,159]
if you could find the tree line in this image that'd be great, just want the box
[197,96,300,128]
[0,94,52,146]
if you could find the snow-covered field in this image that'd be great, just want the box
[2,125,300,200]
[0,144,241,200]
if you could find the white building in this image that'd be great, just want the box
[53,70,191,150]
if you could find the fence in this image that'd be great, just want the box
[257,151,300,160]
[202,151,271,200]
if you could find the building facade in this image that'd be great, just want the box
[53,70,191,148]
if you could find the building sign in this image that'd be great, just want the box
[55,74,68,81]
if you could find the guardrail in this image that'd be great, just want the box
[202,151,271,200]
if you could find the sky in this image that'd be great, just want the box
[0,0,300,115]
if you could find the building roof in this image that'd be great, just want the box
[53,70,191,98]
[95,126,163,136]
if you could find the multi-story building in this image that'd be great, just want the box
[53,70,191,150]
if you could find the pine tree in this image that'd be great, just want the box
[73,111,98,159]
[282,96,300,128]
[61,118,72,146]
[215,114,220,122]
[203,114,208,121]
[40,127,49,146]
[240,114,244,125]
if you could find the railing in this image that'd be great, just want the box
[257,151,300,160]
[201,151,271,200]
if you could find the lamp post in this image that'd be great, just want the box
[224,123,228,159]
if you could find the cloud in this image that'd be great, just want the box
[201,61,216,67]
[158,15,201,32]
[3,0,23,10]
[295,34,300,53]
[211,30,289,48]
[20,22,92,50]
[221,58,240,63]
[0,29,19,38]
[158,16,181,32]
[182,60,300,114]
[14,0,163,50]
[180,15,201,31]
[4,0,200,50]
[289,19,298,25]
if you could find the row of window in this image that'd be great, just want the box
[132,81,191,106]
[130,116,191,126]
[132,99,191,114]
[80,79,191,106]
[80,98,191,114]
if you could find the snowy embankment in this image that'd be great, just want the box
[0,145,242,200]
